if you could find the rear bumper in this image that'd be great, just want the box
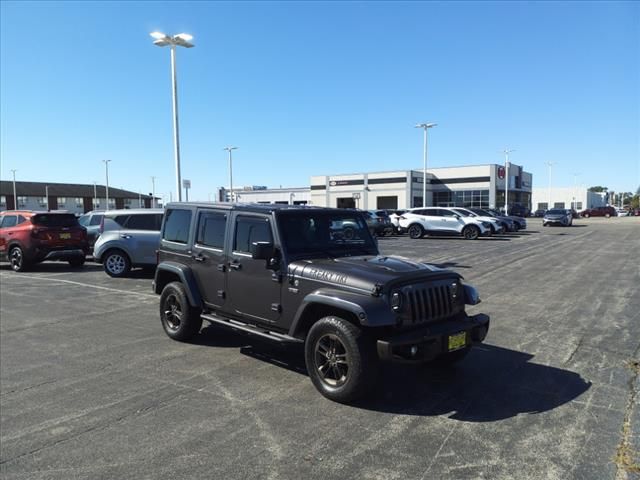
[376,313,490,363]
[28,245,88,262]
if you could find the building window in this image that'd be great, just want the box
[57,197,67,208]
[554,202,565,209]
[537,203,548,211]
[75,197,83,208]
[38,197,47,208]
[575,202,582,210]
[124,198,132,206]
[93,199,100,209]
[376,196,398,210]
[18,196,28,208]
[108,198,116,208]
[0,195,6,206]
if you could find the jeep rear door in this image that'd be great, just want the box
[190,208,229,308]
[226,213,281,324]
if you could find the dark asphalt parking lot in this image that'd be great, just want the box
[1,217,638,480]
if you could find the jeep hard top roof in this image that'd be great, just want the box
[164,202,344,214]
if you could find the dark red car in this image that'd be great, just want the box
[580,206,617,218]
[0,211,89,272]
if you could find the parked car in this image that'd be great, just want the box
[531,209,546,218]
[566,208,580,219]
[363,210,394,236]
[398,207,491,240]
[580,206,617,218]
[154,203,490,403]
[0,210,89,272]
[506,204,530,217]
[93,209,164,277]
[468,208,518,232]
[451,207,505,234]
[543,208,573,227]
[387,209,407,233]
[77,210,105,248]
[615,208,630,217]
[484,208,527,230]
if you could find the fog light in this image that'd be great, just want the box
[410,345,418,356]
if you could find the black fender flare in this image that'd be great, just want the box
[154,261,202,308]
[288,289,393,338]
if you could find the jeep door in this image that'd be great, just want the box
[190,209,229,308]
[226,214,281,324]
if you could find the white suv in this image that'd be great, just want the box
[398,207,490,240]
[451,207,505,234]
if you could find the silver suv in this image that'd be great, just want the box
[93,209,164,277]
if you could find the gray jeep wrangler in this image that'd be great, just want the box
[153,203,489,403]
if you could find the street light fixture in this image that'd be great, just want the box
[102,159,112,211]
[502,149,515,214]
[415,123,437,207]
[224,146,238,203]
[150,31,194,202]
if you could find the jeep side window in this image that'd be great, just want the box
[234,217,272,253]
[196,211,227,249]
[163,209,192,244]
[89,214,103,226]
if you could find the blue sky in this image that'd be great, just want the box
[1,1,639,201]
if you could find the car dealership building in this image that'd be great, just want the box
[226,163,532,211]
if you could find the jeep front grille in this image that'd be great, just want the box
[404,282,455,324]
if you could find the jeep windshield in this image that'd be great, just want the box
[277,210,378,259]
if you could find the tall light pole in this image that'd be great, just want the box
[45,185,49,210]
[224,146,238,202]
[10,169,17,210]
[572,173,580,210]
[150,31,194,202]
[151,176,156,208]
[102,159,112,211]
[93,181,97,209]
[502,149,515,214]
[545,161,555,209]
[415,123,437,207]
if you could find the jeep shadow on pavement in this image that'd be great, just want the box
[153,203,490,403]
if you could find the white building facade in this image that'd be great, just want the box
[531,187,606,212]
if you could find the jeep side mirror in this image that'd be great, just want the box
[251,241,274,260]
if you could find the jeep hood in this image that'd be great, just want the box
[288,256,461,293]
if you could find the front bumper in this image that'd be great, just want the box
[376,313,490,363]
[543,219,568,225]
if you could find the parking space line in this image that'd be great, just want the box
[0,273,157,299]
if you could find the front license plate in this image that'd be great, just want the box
[59,233,71,239]
[448,331,467,351]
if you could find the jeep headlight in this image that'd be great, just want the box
[464,285,481,305]
[390,291,403,311]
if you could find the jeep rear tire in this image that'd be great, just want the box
[462,225,480,240]
[160,281,202,341]
[408,224,424,239]
[103,249,131,277]
[305,316,378,403]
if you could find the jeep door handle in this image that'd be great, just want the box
[229,262,242,270]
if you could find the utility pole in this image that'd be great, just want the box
[502,149,515,214]
[102,159,112,211]
[545,161,555,209]
[415,123,437,207]
[151,176,156,208]
[224,146,238,202]
[10,169,17,209]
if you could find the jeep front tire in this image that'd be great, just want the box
[160,281,203,341]
[305,316,377,403]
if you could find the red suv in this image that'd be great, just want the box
[580,206,617,218]
[0,211,89,272]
